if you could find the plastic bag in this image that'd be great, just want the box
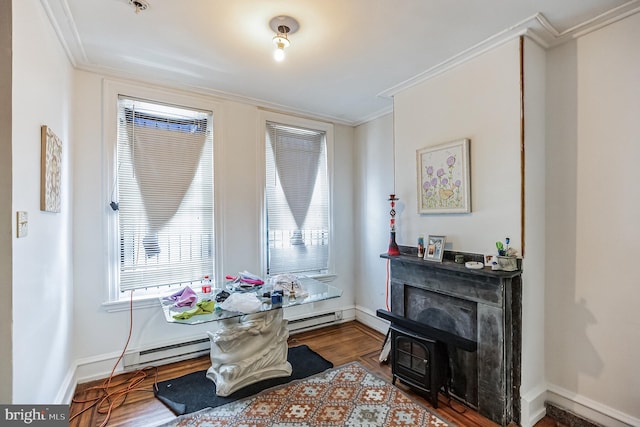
[272,274,308,297]
[217,292,262,313]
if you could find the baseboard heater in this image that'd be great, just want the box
[123,311,341,368]
[288,311,341,333]
[123,337,210,369]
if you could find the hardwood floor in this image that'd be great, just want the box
[69,321,564,427]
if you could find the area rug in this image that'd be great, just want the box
[155,345,333,415]
[156,362,453,427]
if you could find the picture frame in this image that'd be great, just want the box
[416,138,471,214]
[423,235,446,262]
[41,125,62,213]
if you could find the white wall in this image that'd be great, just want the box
[0,0,13,404]
[71,71,356,381]
[353,113,395,329]
[331,123,357,306]
[545,12,640,426]
[393,40,522,256]
[11,0,75,403]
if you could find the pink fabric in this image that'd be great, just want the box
[164,286,197,308]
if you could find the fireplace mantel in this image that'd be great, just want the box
[381,251,522,426]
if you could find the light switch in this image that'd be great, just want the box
[17,211,28,238]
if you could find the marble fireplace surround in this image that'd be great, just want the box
[381,248,522,426]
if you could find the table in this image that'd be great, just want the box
[159,276,342,396]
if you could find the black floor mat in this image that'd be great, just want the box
[154,345,333,415]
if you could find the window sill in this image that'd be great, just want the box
[305,274,337,283]
[102,295,161,313]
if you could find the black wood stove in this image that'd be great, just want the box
[377,309,477,408]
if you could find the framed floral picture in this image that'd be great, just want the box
[423,235,446,262]
[417,138,470,214]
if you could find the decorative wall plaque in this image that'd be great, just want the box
[41,125,62,212]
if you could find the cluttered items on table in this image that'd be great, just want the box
[225,270,264,291]
[161,272,312,320]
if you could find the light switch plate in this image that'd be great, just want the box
[17,211,28,238]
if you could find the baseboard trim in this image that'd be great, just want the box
[354,305,389,334]
[546,384,639,427]
[52,351,126,405]
[520,384,547,427]
[55,362,79,405]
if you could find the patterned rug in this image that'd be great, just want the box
[156,362,453,427]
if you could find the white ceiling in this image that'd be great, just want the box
[43,0,638,125]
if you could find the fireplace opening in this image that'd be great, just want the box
[417,307,462,334]
[416,306,478,408]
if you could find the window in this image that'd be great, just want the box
[114,96,214,296]
[265,120,331,276]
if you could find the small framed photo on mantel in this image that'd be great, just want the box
[423,235,446,262]
[484,254,495,267]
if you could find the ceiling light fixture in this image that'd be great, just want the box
[129,0,149,14]
[269,16,299,62]
[272,26,290,62]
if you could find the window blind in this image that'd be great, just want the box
[117,96,214,292]
[265,121,329,275]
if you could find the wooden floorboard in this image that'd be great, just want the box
[69,321,563,426]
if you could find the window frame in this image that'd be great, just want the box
[259,111,335,280]
[102,80,222,307]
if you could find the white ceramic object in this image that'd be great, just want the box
[465,261,484,270]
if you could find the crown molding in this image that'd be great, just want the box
[352,105,393,127]
[528,0,640,47]
[378,1,640,98]
[82,61,360,126]
[40,0,86,67]
[41,0,360,126]
[41,0,640,126]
